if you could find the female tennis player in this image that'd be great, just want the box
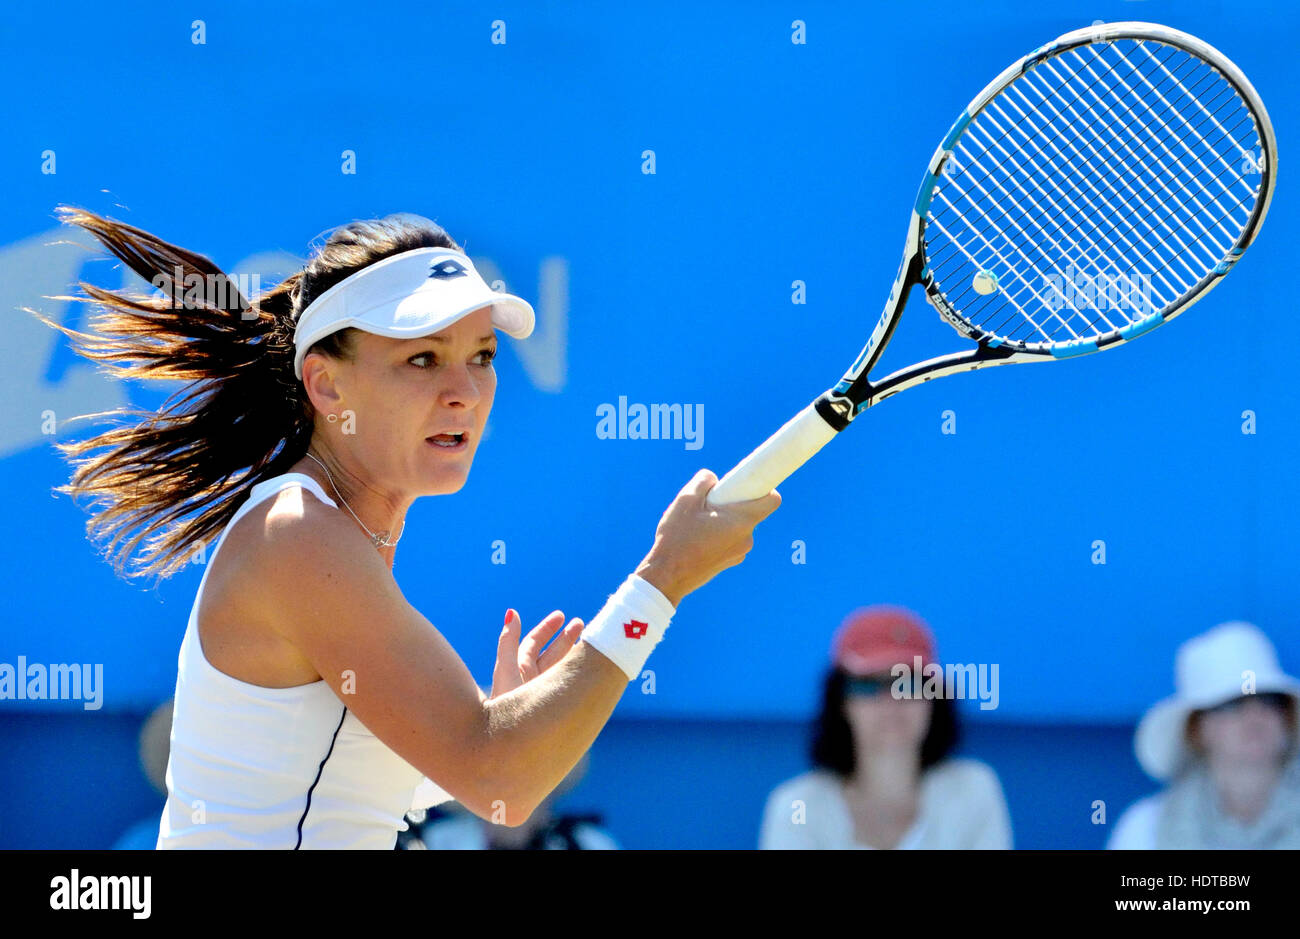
[40,207,781,849]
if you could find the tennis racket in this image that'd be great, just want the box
[707,21,1277,505]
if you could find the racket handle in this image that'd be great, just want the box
[707,402,838,505]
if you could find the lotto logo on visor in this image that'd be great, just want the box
[624,620,649,639]
[291,246,535,380]
[429,258,468,280]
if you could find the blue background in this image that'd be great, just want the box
[0,0,1295,848]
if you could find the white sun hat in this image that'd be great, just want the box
[1135,621,1300,781]
[292,246,534,380]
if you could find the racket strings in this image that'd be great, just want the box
[937,44,1253,335]
[1035,47,1253,265]
[935,41,1260,343]
[933,96,1259,342]
[1020,53,1244,276]
[936,52,1230,307]
[921,37,1264,348]
[950,94,1257,323]
[1128,43,1259,206]
[1018,43,1256,282]
[1053,50,1247,240]
[929,93,1194,333]
[992,64,1260,343]
[946,175,1259,344]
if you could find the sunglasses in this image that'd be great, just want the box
[1201,691,1293,716]
[844,674,898,697]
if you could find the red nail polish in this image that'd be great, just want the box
[505,609,515,626]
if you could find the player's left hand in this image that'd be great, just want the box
[489,609,585,699]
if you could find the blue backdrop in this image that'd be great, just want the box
[0,0,1295,848]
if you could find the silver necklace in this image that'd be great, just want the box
[303,451,403,549]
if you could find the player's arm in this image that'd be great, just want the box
[262,470,777,826]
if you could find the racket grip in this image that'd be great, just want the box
[706,402,838,505]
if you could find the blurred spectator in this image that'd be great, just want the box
[760,606,1012,849]
[111,699,172,850]
[399,752,617,849]
[1108,621,1300,849]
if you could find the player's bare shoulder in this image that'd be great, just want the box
[243,481,395,625]
[199,481,387,686]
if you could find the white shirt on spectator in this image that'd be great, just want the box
[759,757,1012,849]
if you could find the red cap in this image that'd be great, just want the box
[831,606,937,676]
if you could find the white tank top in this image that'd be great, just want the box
[157,472,451,850]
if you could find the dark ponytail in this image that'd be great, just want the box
[30,207,460,584]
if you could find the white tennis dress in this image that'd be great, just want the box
[157,472,451,850]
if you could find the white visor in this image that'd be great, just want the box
[292,247,535,379]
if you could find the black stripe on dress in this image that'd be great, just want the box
[295,704,348,849]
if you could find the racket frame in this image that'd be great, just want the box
[819,20,1277,431]
[708,21,1277,505]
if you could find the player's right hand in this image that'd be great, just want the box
[634,468,781,607]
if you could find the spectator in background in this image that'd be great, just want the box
[400,752,617,849]
[1108,621,1300,849]
[760,606,1012,849]
[111,699,173,850]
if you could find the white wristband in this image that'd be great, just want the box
[579,574,676,681]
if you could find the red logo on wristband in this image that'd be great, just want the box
[624,619,648,639]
